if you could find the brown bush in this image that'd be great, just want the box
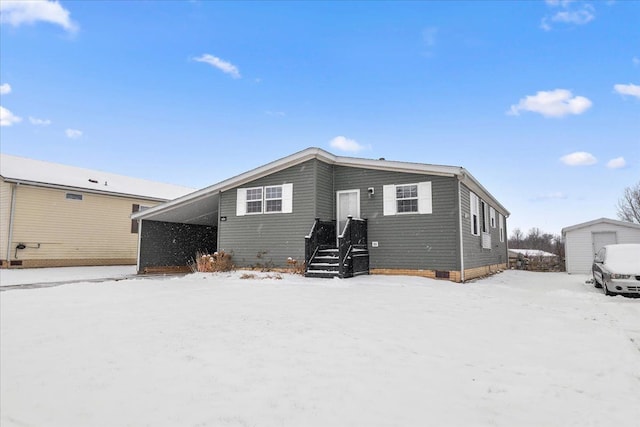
[191,250,234,273]
[286,257,306,275]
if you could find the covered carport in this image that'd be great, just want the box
[132,189,220,274]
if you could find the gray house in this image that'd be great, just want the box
[132,147,509,282]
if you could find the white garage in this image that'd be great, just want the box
[562,218,640,274]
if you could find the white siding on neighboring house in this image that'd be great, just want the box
[563,218,640,274]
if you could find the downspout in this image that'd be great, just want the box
[6,183,18,263]
[458,180,465,282]
[136,220,143,274]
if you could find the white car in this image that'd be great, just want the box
[592,243,640,297]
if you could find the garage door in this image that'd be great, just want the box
[592,231,617,255]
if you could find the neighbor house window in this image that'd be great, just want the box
[246,187,263,214]
[236,184,293,216]
[499,214,505,242]
[66,193,83,201]
[383,182,432,216]
[470,192,480,236]
[396,184,418,213]
[265,185,283,213]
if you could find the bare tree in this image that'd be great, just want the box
[617,182,640,224]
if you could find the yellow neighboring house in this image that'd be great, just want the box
[0,153,194,268]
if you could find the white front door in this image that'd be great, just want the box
[336,189,360,239]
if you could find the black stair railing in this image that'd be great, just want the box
[338,216,368,278]
[305,218,336,267]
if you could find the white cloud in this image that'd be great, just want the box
[193,54,241,79]
[0,83,11,95]
[65,128,82,139]
[508,89,592,118]
[29,116,51,126]
[541,1,594,31]
[613,83,640,99]
[633,57,640,67]
[329,136,369,153]
[0,0,78,33]
[560,151,597,166]
[606,157,626,169]
[0,105,22,126]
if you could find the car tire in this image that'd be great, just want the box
[593,273,602,289]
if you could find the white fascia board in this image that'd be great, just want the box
[457,169,510,217]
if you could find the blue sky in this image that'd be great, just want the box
[1,0,638,235]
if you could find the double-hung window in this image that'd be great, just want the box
[265,186,283,213]
[396,184,418,213]
[246,187,263,214]
[237,184,293,216]
[499,214,505,242]
[383,182,432,215]
[470,192,480,236]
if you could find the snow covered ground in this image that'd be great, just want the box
[0,265,136,287]
[1,270,639,427]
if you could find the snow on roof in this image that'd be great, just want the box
[509,249,558,258]
[0,153,194,201]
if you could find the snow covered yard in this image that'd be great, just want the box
[1,270,639,427]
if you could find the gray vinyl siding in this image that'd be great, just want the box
[315,160,334,219]
[460,183,508,269]
[334,166,460,271]
[218,160,317,268]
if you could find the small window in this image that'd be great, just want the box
[470,192,480,236]
[481,201,489,233]
[66,193,83,201]
[490,207,496,228]
[499,214,505,242]
[396,184,418,213]
[265,185,283,213]
[246,187,263,214]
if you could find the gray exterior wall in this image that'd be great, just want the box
[218,159,319,268]
[139,220,217,272]
[460,183,508,269]
[333,166,460,271]
[314,160,334,219]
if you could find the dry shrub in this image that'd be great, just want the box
[286,257,306,275]
[191,250,234,273]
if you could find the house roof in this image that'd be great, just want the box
[132,147,510,225]
[0,153,194,202]
[561,217,640,235]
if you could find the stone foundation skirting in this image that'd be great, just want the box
[463,263,507,281]
[370,268,462,283]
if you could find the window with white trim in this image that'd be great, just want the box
[396,184,418,213]
[236,183,293,216]
[499,214,505,242]
[383,182,432,215]
[265,185,283,213]
[490,207,496,228]
[481,200,489,233]
[470,191,480,236]
[246,187,263,214]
